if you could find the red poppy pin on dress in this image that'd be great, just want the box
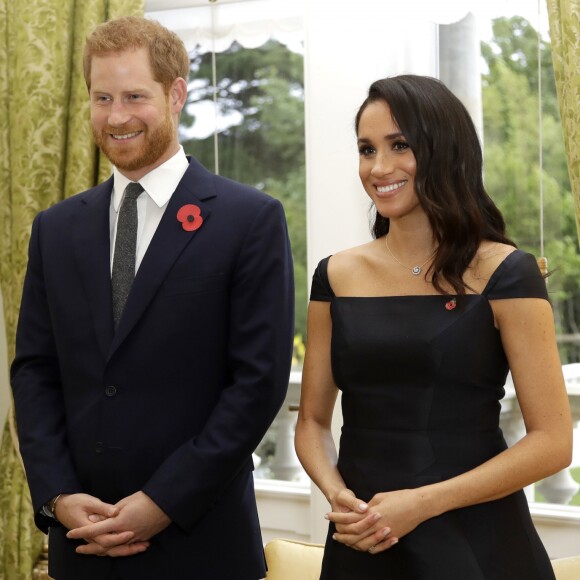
[177,204,203,232]
[445,298,457,311]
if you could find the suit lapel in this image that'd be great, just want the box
[108,158,216,359]
[72,177,115,359]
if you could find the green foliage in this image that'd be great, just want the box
[180,40,307,338]
[483,16,560,118]
[482,18,580,362]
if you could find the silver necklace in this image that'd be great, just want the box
[385,235,435,276]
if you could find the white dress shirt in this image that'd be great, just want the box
[109,146,190,274]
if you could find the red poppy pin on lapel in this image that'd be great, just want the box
[445,298,457,311]
[177,204,203,232]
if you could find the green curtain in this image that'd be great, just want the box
[546,0,580,248]
[0,0,144,578]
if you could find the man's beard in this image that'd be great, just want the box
[93,107,175,172]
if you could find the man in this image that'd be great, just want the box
[11,16,294,580]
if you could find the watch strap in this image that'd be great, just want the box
[42,494,62,521]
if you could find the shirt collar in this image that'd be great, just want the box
[112,146,189,212]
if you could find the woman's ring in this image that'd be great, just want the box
[368,545,376,554]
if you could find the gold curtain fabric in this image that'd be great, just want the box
[546,0,580,248]
[0,0,144,578]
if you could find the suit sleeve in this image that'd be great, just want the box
[11,212,83,533]
[142,197,294,531]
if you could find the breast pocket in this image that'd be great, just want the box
[162,273,227,297]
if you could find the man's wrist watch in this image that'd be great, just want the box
[41,494,62,521]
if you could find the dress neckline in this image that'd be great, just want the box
[328,249,522,300]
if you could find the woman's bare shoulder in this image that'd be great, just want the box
[327,241,382,291]
[329,241,378,267]
[477,241,517,269]
[466,241,518,292]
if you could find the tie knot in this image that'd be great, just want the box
[123,182,144,201]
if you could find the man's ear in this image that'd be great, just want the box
[170,77,188,114]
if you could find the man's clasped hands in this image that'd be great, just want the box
[56,492,171,557]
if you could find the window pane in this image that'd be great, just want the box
[179,39,307,481]
[181,40,307,360]
[480,11,580,507]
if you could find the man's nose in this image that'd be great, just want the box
[107,101,131,126]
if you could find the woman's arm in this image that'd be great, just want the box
[331,296,572,553]
[295,301,377,526]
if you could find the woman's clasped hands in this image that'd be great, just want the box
[327,487,429,554]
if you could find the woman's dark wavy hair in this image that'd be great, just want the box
[355,75,515,294]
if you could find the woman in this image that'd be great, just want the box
[295,75,571,579]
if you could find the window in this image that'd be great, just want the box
[147,0,308,483]
[181,40,307,480]
[475,5,580,507]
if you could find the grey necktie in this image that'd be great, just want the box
[112,182,144,327]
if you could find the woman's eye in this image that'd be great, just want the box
[358,146,375,157]
[393,141,409,151]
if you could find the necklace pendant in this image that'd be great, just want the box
[411,266,422,275]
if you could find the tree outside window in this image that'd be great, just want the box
[179,39,307,480]
[481,15,580,505]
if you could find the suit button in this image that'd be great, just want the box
[95,442,104,454]
[105,386,117,397]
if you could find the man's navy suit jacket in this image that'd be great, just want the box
[11,156,295,580]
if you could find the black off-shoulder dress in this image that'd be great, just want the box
[310,250,555,580]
